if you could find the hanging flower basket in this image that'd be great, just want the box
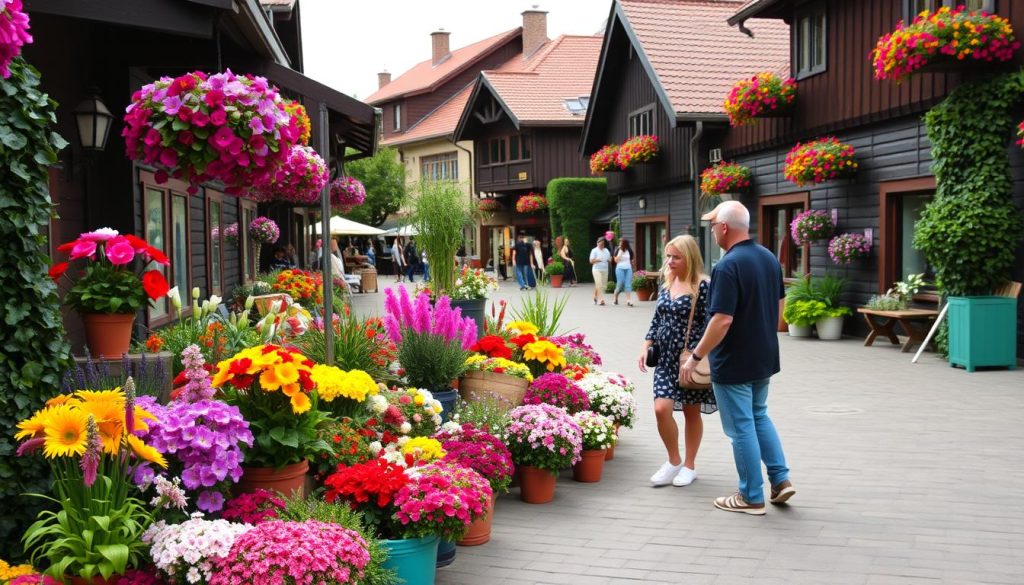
[248,145,329,205]
[223,223,239,247]
[789,210,835,246]
[872,6,1020,83]
[828,233,871,265]
[283,100,311,145]
[723,72,797,126]
[248,217,280,245]
[700,161,752,200]
[477,199,502,212]
[0,0,32,79]
[783,137,858,186]
[515,193,548,214]
[329,176,366,213]
[123,70,302,195]
[589,145,622,175]
[618,135,659,168]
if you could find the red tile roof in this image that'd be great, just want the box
[618,0,790,117]
[365,28,521,105]
[380,82,475,146]
[481,35,603,125]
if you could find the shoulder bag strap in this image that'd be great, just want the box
[682,292,696,351]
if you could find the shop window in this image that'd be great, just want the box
[636,217,668,273]
[141,170,191,325]
[758,193,809,278]
[880,177,937,297]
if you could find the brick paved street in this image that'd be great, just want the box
[352,277,1024,585]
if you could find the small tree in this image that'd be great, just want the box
[342,146,407,227]
[413,180,472,295]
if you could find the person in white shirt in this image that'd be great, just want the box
[589,237,612,305]
[613,237,636,307]
[391,237,405,282]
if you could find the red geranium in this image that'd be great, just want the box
[470,335,513,359]
[510,333,537,348]
[142,269,170,299]
[325,458,409,508]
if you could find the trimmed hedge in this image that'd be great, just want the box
[547,178,611,283]
[0,58,71,557]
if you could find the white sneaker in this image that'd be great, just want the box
[650,461,685,486]
[672,467,697,487]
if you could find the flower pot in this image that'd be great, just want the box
[549,274,563,288]
[572,449,606,482]
[635,288,654,302]
[787,324,812,338]
[604,444,615,461]
[235,459,308,498]
[382,535,439,585]
[436,539,456,568]
[81,313,135,359]
[518,465,556,504]
[815,315,844,340]
[459,370,528,410]
[457,494,494,546]
[68,575,123,585]
[450,298,486,339]
[432,389,459,425]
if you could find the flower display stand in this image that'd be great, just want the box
[459,371,528,410]
[947,296,1018,372]
[382,535,439,585]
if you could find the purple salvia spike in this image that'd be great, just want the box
[384,287,400,322]
[412,293,431,334]
[433,296,452,336]
[446,306,463,341]
[384,314,403,344]
[398,285,415,328]
[462,318,478,350]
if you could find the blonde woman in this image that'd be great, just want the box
[637,235,716,487]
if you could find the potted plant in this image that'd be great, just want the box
[618,134,659,168]
[505,403,583,504]
[576,371,638,460]
[210,344,334,497]
[872,6,1019,83]
[412,179,472,299]
[724,72,797,126]
[571,411,616,483]
[700,161,753,201]
[247,216,279,274]
[460,354,533,410]
[523,372,591,414]
[589,144,623,175]
[330,176,367,213]
[448,265,500,338]
[476,198,501,213]
[515,192,548,214]
[631,270,657,301]
[782,299,827,337]
[248,145,329,205]
[789,209,835,246]
[143,515,253,584]
[783,137,858,186]
[544,260,565,288]
[828,232,872,265]
[50,228,171,358]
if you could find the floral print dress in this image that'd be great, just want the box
[644,280,717,413]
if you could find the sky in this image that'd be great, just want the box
[300,0,612,100]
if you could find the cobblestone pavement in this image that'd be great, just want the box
[351,276,1024,585]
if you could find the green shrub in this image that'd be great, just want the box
[544,261,565,276]
[547,178,610,283]
[783,299,827,326]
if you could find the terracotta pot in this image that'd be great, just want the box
[457,494,495,546]
[518,465,556,504]
[549,274,563,288]
[635,288,653,302]
[572,449,606,482]
[459,370,528,410]
[235,459,308,498]
[81,313,135,359]
[604,444,615,461]
[67,575,122,585]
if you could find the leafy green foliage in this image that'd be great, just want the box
[0,57,71,558]
[412,180,472,297]
[454,397,511,437]
[510,288,569,337]
[546,178,611,283]
[293,310,395,384]
[65,264,149,314]
[917,71,1024,296]
[544,261,564,276]
[219,387,332,468]
[783,299,827,326]
[342,146,408,227]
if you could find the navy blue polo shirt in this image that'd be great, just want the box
[707,239,786,384]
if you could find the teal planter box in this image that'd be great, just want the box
[947,296,1018,372]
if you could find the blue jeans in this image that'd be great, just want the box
[712,377,789,504]
[614,267,633,294]
[405,264,417,282]
[515,265,531,288]
[423,263,430,282]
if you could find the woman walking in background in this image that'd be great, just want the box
[532,239,546,284]
[560,236,577,286]
[637,234,716,487]
[391,237,405,282]
[589,237,611,305]
[613,237,635,306]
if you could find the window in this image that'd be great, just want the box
[759,193,809,278]
[880,177,937,296]
[393,103,401,131]
[636,217,668,272]
[207,193,225,295]
[482,135,531,165]
[904,0,993,20]
[628,105,653,138]
[563,96,589,116]
[420,152,459,181]
[144,188,169,320]
[141,170,191,324]
[795,3,827,78]
[489,138,507,164]
[241,199,257,281]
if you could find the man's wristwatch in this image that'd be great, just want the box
[691,353,703,361]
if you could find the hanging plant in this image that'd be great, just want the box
[477,198,501,212]
[329,176,366,213]
[0,0,32,79]
[723,72,797,126]
[589,144,622,175]
[249,145,329,205]
[700,161,752,199]
[789,210,835,246]
[515,193,548,214]
[248,217,279,245]
[618,134,659,168]
[828,233,871,265]
[783,137,858,186]
[223,223,239,247]
[123,70,302,195]
[872,6,1020,83]
[283,100,311,145]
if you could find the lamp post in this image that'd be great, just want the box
[73,91,113,152]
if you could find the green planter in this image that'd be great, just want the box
[382,535,439,585]
[947,296,1018,372]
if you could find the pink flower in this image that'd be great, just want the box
[105,236,137,265]
[69,239,97,260]
[79,227,119,242]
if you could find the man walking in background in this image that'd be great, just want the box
[513,233,534,291]
[680,200,795,515]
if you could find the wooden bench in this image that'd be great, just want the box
[857,307,940,353]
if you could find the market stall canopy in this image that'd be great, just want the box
[382,224,419,236]
[309,216,385,236]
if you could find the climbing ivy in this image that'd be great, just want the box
[0,57,71,558]
[916,70,1024,297]
[546,178,611,283]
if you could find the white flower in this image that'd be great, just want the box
[167,286,181,310]
[368,395,388,414]
[399,422,412,434]
[368,441,383,453]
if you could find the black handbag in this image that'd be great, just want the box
[645,345,659,367]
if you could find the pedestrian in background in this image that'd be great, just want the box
[560,236,577,286]
[613,237,635,306]
[513,233,534,291]
[391,237,405,282]
[589,237,611,305]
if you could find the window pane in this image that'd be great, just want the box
[210,200,222,293]
[813,12,826,69]
[900,194,933,281]
[509,135,520,161]
[798,16,811,72]
[145,188,168,318]
[521,135,531,159]
[172,195,189,297]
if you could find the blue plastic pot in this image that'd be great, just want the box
[436,538,456,567]
[433,389,459,425]
[381,535,439,585]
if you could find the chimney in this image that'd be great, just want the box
[431,29,451,66]
[377,70,391,89]
[522,6,549,59]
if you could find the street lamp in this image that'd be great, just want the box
[637,196,647,210]
[73,91,113,152]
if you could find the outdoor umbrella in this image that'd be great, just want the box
[310,216,386,236]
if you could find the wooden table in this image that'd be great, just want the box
[857,307,939,353]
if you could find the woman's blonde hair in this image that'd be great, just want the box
[661,234,707,288]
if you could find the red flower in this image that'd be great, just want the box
[141,269,170,300]
[470,335,513,359]
[510,333,537,348]
[48,262,69,283]
[324,458,409,509]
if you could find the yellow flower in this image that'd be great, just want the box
[465,354,486,365]
[290,392,312,414]
[413,393,425,406]
[15,408,49,440]
[402,437,447,461]
[343,370,378,401]
[126,434,168,468]
[505,320,539,335]
[0,559,36,581]
[75,389,125,404]
[45,394,75,408]
[311,364,347,402]
[41,405,89,458]
[523,339,566,371]
[78,398,126,454]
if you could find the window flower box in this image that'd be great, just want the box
[783,137,857,186]
[872,6,1020,83]
[515,192,548,214]
[589,144,623,175]
[723,72,797,126]
[477,198,502,212]
[700,161,752,201]
[618,134,659,168]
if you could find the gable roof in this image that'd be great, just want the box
[380,82,475,146]
[581,0,789,152]
[365,28,522,105]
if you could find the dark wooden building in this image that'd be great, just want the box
[23,0,378,353]
[721,0,1024,353]
[580,0,789,273]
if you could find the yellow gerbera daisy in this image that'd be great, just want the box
[15,408,50,440]
[126,434,167,468]
[289,392,311,414]
[505,320,539,335]
[45,394,76,408]
[75,389,125,404]
[41,405,89,458]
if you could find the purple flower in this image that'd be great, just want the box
[384,314,402,344]
[397,285,415,328]
[80,416,102,487]
[461,318,477,350]
[412,293,432,334]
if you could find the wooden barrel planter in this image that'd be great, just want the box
[459,371,528,410]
